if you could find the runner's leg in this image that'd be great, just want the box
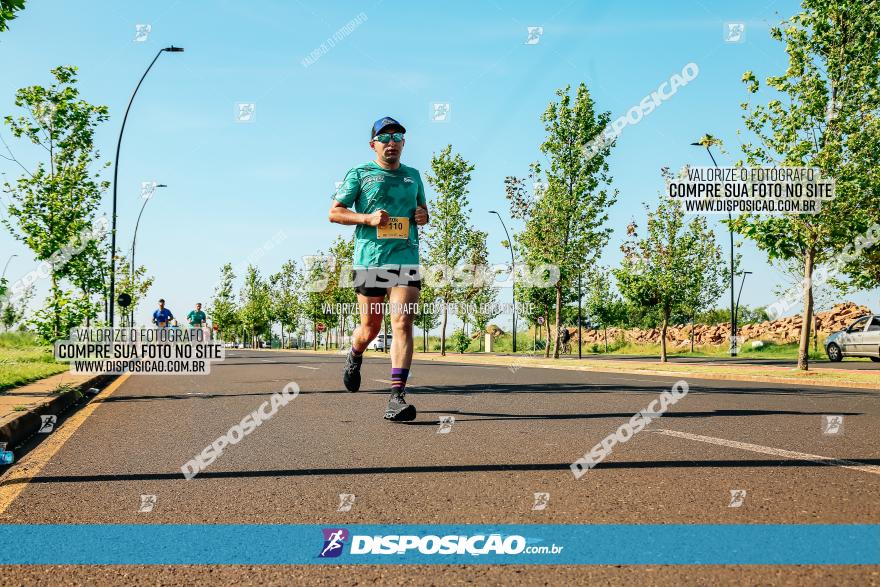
[352,293,385,352]
[342,293,384,392]
[383,285,419,421]
[388,285,419,369]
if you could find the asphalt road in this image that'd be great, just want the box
[1,350,878,585]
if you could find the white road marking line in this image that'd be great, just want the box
[296,365,319,370]
[374,379,393,385]
[653,429,880,477]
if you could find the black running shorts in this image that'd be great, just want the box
[351,267,422,297]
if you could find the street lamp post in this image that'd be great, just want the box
[1,254,17,281]
[691,140,738,356]
[735,271,753,341]
[109,45,183,327]
[129,183,167,326]
[489,210,516,353]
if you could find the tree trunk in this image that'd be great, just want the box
[51,274,60,340]
[798,249,815,371]
[660,314,669,362]
[690,313,695,353]
[440,302,448,356]
[552,284,563,358]
[544,314,551,358]
[813,313,818,355]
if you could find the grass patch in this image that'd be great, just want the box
[0,332,68,392]
[52,382,83,398]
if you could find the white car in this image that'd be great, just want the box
[825,315,880,362]
[371,334,392,351]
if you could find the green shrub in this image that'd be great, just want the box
[450,329,470,354]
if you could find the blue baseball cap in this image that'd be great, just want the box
[371,116,406,139]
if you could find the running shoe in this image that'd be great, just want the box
[343,350,362,392]
[384,389,416,421]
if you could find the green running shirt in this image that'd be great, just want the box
[333,161,426,269]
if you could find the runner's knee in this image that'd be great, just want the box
[361,320,382,338]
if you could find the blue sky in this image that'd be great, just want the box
[0,0,875,328]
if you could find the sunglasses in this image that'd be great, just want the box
[373,132,404,144]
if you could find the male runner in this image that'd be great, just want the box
[328,116,429,421]
[152,299,174,328]
[187,303,207,328]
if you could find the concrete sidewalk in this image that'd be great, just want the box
[0,371,105,449]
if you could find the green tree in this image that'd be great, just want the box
[209,263,239,342]
[458,229,499,351]
[2,66,110,339]
[0,279,32,331]
[113,253,153,327]
[507,83,617,359]
[512,259,560,357]
[0,0,25,32]
[415,280,441,352]
[734,0,880,369]
[615,197,725,362]
[423,145,476,356]
[29,289,94,342]
[585,266,627,352]
[680,213,727,352]
[327,236,356,349]
[270,259,303,349]
[238,265,270,347]
[302,250,336,350]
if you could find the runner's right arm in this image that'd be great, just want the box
[329,167,388,227]
[329,200,387,227]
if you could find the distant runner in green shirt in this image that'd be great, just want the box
[328,116,429,422]
[187,303,207,328]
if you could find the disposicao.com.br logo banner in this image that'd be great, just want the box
[0,525,876,564]
[317,527,562,559]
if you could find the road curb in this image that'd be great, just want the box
[0,373,114,449]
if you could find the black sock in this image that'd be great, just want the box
[350,347,363,362]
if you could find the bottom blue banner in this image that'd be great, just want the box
[0,524,877,565]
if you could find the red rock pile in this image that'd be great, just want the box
[559,302,872,347]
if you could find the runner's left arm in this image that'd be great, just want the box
[414,173,429,225]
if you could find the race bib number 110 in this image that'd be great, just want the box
[377,217,409,239]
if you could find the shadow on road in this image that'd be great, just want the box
[7,458,880,486]
[408,382,877,398]
[411,408,863,424]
